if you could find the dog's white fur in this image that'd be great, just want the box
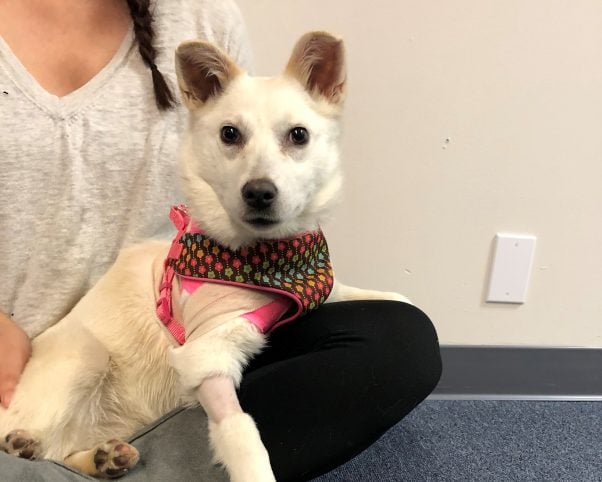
[0,32,410,481]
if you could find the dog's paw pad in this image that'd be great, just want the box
[4,429,41,460]
[94,440,139,478]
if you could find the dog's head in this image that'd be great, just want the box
[175,32,346,248]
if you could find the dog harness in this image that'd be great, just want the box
[156,205,334,345]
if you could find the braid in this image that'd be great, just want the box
[126,0,176,110]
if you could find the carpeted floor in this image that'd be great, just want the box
[312,400,601,482]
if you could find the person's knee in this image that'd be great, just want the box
[375,301,442,401]
[404,303,442,395]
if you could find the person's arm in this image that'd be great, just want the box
[221,0,254,73]
[0,311,31,409]
[197,0,254,73]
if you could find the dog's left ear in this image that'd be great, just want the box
[175,40,242,110]
[285,32,346,107]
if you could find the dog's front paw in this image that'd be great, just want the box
[209,413,275,482]
[93,439,139,479]
[3,429,42,460]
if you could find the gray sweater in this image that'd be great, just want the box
[0,0,252,337]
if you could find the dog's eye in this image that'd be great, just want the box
[221,126,241,145]
[289,127,309,146]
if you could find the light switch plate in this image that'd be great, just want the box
[486,234,536,304]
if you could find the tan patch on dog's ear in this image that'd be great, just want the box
[285,32,346,106]
[175,41,242,109]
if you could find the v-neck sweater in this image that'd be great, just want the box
[0,0,252,337]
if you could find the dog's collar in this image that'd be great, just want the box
[156,205,333,344]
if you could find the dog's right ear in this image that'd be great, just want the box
[175,41,242,109]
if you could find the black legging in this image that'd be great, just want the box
[239,300,442,482]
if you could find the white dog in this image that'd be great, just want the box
[0,32,409,481]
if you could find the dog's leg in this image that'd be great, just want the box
[0,322,113,461]
[196,376,275,482]
[329,279,413,305]
[169,303,275,481]
[63,439,139,479]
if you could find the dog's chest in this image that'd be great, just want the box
[176,280,291,342]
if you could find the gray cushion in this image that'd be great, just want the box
[1,407,229,481]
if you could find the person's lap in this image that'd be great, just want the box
[0,301,441,481]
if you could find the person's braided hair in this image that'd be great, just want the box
[126,0,175,110]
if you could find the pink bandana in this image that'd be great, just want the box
[156,205,333,344]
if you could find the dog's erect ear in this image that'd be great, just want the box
[285,32,346,106]
[175,41,242,109]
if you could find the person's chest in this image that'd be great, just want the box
[0,1,131,97]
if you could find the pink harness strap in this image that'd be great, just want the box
[156,205,190,345]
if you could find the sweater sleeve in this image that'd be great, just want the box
[195,0,255,73]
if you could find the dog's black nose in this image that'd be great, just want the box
[242,179,278,210]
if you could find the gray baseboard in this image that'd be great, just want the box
[430,345,602,401]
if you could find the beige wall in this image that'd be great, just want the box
[236,1,602,347]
